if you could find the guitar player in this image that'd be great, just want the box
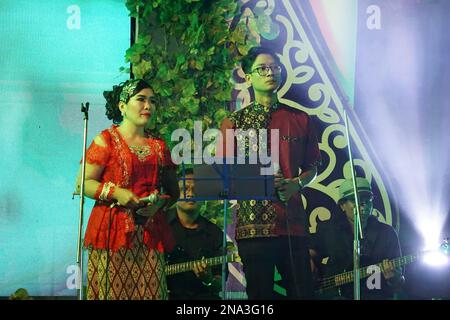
[165,168,226,300]
[309,177,405,299]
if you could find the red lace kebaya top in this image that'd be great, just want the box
[83,125,175,253]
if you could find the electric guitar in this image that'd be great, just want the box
[165,252,241,276]
[316,239,449,295]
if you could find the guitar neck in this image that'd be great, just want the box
[165,255,227,276]
[320,253,416,290]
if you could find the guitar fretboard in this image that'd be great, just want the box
[165,256,227,276]
[319,254,417,290]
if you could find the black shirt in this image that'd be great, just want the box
[166,208,224,300]
[310,212,403,299]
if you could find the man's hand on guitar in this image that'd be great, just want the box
[193,258,213,285]
[381,259,396,280]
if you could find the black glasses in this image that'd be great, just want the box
[345,195,374,205]
[250,65,282,76]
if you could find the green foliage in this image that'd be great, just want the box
[192,200,232,231]
[124,0,253,227]
[125,0,252,143]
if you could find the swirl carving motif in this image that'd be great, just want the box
[233,0,397,230]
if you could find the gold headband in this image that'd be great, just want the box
[119,79,141,103]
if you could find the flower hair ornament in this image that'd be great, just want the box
[119,79,141,103]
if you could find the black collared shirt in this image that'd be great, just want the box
[310,212,403,299]
[165,208,224,300]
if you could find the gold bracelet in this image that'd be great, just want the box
[99,182,116,201]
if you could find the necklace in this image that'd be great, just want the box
[129,145,151,161]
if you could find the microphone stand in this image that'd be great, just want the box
[76,102,90,300]
[343,109,364,300]
[294,0,368,299]
[221,164,229,300]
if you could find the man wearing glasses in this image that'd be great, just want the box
[309,177,404,299]
[219,46,321,299]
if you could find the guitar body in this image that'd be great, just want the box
[165,245,193,266]
[313,237,449,300]
[165,245,221,300]
[315,287,349,300]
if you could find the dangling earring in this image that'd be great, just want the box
[119,101,127,119]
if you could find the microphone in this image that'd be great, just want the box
[140,193,158,204]
[135,191,171,218]
[139,192,170,204]
[108,191,170,209]
[273,163,288,206]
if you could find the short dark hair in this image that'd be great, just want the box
[241,46,281,74]
[178,168,194,192]
[180,168,194,176]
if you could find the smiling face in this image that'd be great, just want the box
[245,53,282,95]
[119,88,156,127]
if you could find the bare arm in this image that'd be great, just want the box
[217,117,234,158]
[74,135,140,207]
[74,135,108,199]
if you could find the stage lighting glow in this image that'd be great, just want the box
[421,238,449,267]
[352,1,450,274]
[422,251,448,267]
[420,219,446,251]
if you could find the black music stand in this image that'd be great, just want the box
[178,157,277,299]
